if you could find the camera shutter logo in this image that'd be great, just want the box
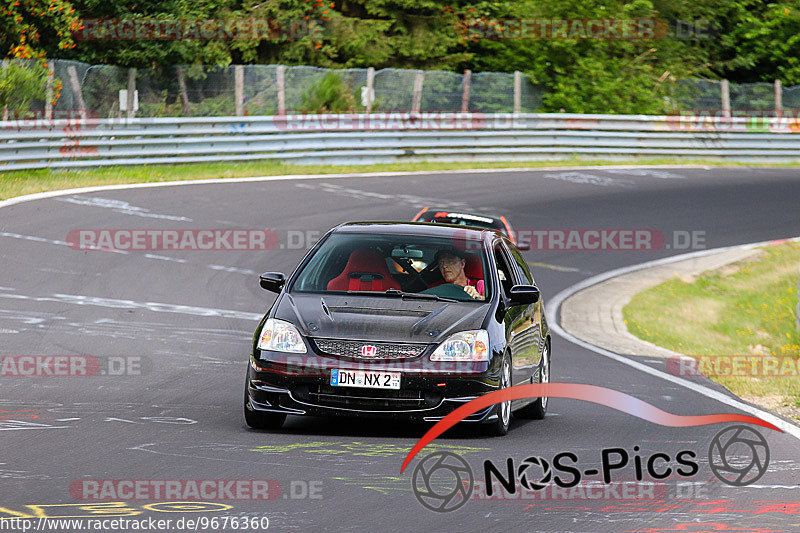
[411,451,473,512]
[708,425,770,486]
[517,456,552,491]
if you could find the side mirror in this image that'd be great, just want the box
[508,284,540,304]
[515,240,531,251]
[259,272,286,293]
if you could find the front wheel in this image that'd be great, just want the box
[486,354,512,436]
[518,342,550,420]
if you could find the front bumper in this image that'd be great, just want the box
[246,350,501,423]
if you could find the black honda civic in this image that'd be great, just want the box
[244,222,551,435]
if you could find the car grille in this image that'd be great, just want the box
[295,385,442,411]
[313,338,426,359]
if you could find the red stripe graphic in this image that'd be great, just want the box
[400,383,782,473]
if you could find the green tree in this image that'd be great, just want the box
[715,0,800,84]
[65,0,236,68]
[1,0,79,60]
[0,61,49,111]
[457,0,720,113]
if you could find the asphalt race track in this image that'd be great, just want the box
[1,166,799,532]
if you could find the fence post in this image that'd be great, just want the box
[721,79,731,118]
[365,67,375,113]
[513,71,521,114]
[45,61,54,121]
[775,79,783,118]
[176,67,190,116]
[461,69,471,112]
[276,65,286,115]
[67,65,88,120]
[235,65,244,116]
[411,70,424,113]
[125,68,137,120]
[796,265,800,331]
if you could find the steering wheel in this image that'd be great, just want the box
[421,283,470,299]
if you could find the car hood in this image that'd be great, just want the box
[274,293,489,344]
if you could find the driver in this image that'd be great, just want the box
[435,248,485,300]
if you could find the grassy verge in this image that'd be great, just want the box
[3,157,800,202]
[623,241,800,419]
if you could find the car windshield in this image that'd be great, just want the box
[290,232,490,302]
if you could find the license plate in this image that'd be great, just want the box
[330,369,400,390]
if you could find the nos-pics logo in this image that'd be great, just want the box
[411,425,770,512]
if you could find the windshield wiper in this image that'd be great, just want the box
[344,289,459,302]
[383,289,459,303]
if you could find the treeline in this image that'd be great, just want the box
[2,0,799,114]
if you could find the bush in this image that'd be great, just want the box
[0,61,51,111]
[298,72,360,113]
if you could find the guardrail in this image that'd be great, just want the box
[2,112,800,171]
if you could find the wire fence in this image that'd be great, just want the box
[3,59,799,118]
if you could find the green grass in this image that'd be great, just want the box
[624,241,800,414]
[3,157,800,202]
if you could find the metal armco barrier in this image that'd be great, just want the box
[2,113,800,171]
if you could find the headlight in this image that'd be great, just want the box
[258,318,307,353]
[430,330,489,361]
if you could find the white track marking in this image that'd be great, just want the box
[0,231,129,254]
[0,292,261,321]
[295,181,498,211]
[542,172,633,187]
[207,264,257,275]
[528,261,581,273]
[547,238,800,441]
[56,195,192,221]
[144,254,187,263]
[0,420,68,431]
[605,169,686,179]
[0,165,712,210]
[733,484,800,490]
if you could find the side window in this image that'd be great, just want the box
[493,244,515,297]
[508,244,534,285]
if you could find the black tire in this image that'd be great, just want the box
[486,354,512,436]
[518,342,550,420]
[243,374,286,430]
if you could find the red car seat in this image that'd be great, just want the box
[463,254,484,280]
[326,249,402,292]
